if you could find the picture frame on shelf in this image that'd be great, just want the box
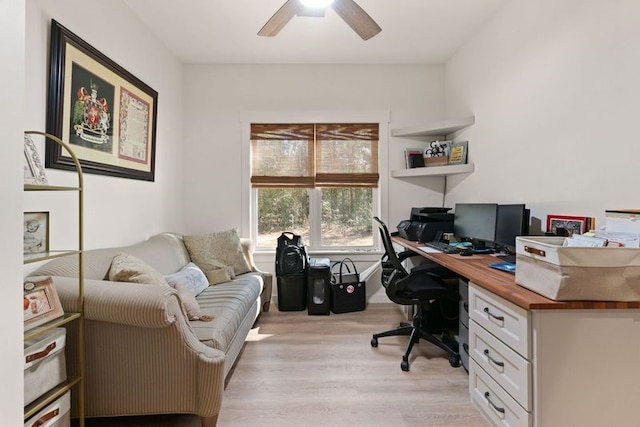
[23,277,64,332]
[46,19,158,182]
[448,141,468,165]
[24,134,48,186]
[24,212,49,255]
[424,140,450,167]
[546,214,588,237]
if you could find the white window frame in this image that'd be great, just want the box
[241,110,390,255]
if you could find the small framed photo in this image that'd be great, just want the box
[23,277,64,331]
[448,141,468,165]
[24,134,48,185]
[424,140,450,167]
[24,212,49,255]
[546,215,587,237]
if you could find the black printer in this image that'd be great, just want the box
[397,207,454,243]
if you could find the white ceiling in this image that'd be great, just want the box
[122,0,507,65]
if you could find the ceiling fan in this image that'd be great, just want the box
[258,0,382,41]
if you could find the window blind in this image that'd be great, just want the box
[250,123,379,188]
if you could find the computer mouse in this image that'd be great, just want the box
[459,249,473,256]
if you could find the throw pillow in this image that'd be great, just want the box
[164,262,209,297]
[204,267,233,286]
[108,253,168,285]
[183,228,252,278]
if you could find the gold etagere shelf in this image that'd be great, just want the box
[23,131,84,426]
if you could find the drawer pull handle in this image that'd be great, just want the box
[463,302,469,313]
[484,349,505,367]
[463,343,470,355]
[25,342,57,363]
[484,391,505,414]
[524,245,546,257]
[33,408,59,427]
[483,307,504,322]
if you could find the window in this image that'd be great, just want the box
[251,123,379,250]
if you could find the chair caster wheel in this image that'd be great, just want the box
[371,337,378,347]
[401,357,410,371]
[449,354,461,368]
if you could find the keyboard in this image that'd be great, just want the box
[423,241,461,254]
[495,253,516,263]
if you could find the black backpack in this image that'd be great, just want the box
[275,232,308,276]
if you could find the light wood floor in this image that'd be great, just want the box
[84,303,488,427]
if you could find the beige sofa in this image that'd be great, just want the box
[29,233,272,427]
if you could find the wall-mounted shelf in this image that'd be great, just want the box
[391,116,475,138]
[390,115,475,179]
[391,163,474,178]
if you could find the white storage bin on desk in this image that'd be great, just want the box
[24,328,67,406]
[515,236,640,301]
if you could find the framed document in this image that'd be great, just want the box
[46,20,158,181]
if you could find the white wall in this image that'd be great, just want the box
[182,64,447,266]
[25,0,185,250]
[444,0,640,231]
[1,0,26,422]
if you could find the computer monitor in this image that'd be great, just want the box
[495,204,530,252]
[453,203,498,246]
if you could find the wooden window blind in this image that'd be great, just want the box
[251,123,379,188]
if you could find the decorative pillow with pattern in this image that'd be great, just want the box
[164,262,209,297]
[183,228,252,280]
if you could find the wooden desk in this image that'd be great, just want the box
[392,236,640,427]
[392,236,640,310]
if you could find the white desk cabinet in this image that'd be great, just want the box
[469,283,640,427]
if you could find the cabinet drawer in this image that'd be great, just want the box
[470,359,532,427]
[469,283,530,358]
[470,320,532,410]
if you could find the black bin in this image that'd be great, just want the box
[307,258,331,315]
[277,274,307,311]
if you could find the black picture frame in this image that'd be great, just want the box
[46,19,158,181]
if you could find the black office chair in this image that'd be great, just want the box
[371,217,461,371]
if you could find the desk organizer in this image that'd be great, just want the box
[24,328,67,406]
[515,236,640,301]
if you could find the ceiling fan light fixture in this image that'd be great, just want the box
[299,0,335,8]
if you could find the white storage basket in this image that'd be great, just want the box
[515,236,640,301]
[24,390,70,427]
[24,328,67,406]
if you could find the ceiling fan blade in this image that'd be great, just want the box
[331,0,381,40]
[258,0,299,37]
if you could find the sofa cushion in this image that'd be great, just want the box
[108,253,168,285]
[183,229,252,279]
[191,272,263,351]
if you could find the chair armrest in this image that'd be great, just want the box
[398,249,420,262]
[37,275,182,328]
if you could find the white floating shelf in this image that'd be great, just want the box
[391,116,475,138]
[391,162,474,178]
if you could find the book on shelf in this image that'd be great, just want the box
[448,140,468,165]
[404,148,424,168]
